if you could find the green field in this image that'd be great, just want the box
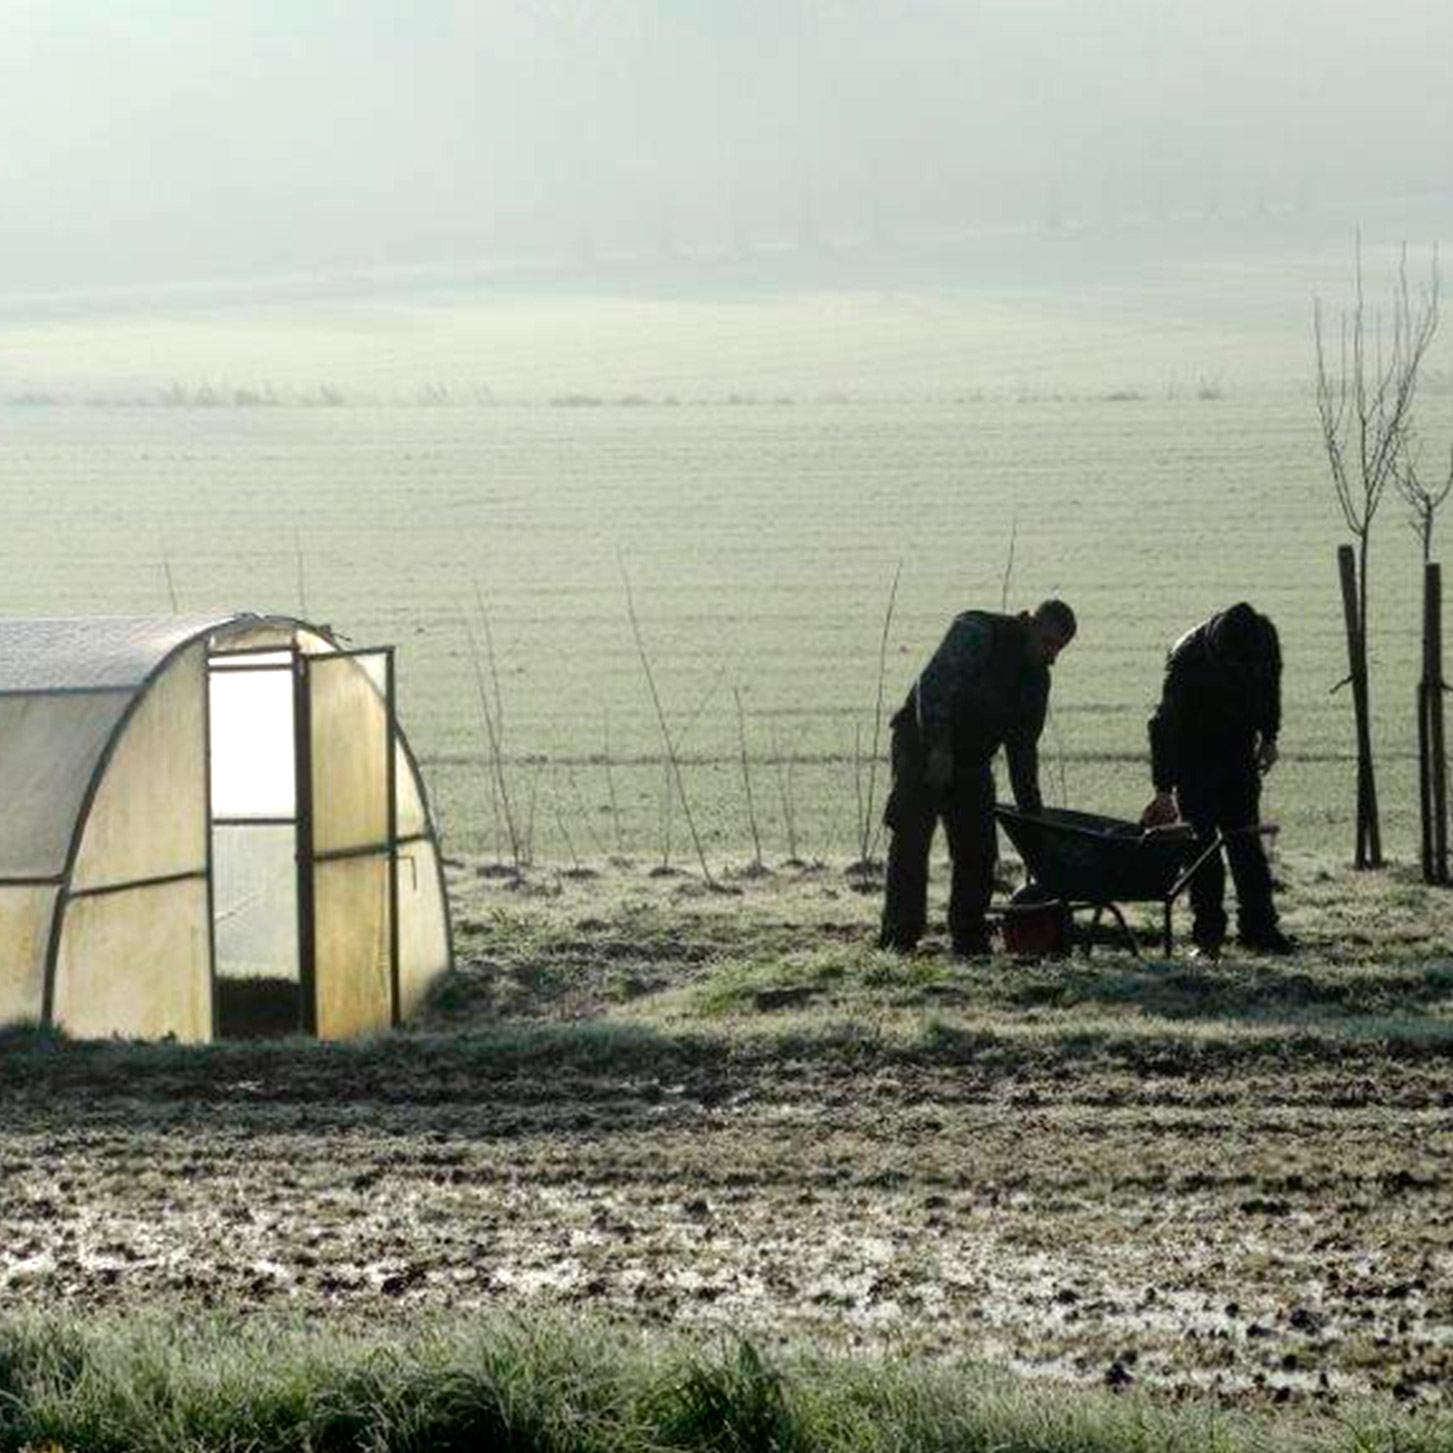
[0,388,1438,866]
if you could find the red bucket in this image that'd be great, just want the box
[1002,890,1071,958]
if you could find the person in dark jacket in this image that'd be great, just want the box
[1141,602,1292,957]
[878,599,1077,957]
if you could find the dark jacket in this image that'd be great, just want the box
[892,610,1050,812]
[1149,603,1281,791]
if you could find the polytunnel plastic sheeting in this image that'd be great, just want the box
[213,823,300,982]
[0,693,130,877]
[398,838,450,1020]
[0,616,233,692]
[0,886,57,1025]
[71,642,208,891]
[52,877,212,1042]
[313,855,392,1040]
[308,653,391,857]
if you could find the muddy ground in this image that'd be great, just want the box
[3,854,1453,1411]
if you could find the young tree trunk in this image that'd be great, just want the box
[1338,544,1381,868]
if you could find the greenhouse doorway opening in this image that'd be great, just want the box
[208,642,401,1041]
[209,649,303,1038]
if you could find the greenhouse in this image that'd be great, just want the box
[0,614,452,1042]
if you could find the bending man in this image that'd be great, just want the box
[879,599,1076,957]
[1141,602,1291,957]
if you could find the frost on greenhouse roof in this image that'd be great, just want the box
[0,615,247,693]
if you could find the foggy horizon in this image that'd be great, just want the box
[4,0,1452,294]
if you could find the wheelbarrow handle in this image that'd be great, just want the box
[1168,822,1279,900]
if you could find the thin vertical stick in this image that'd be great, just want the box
[160,534,179,613]
[464,619,521,872]
[734,686,764,871]
[621,560,716,887]
[657,759,674,871]
[860,561,901,864]
[565,762,606,860]
[552,784,582,873]
[523,762,541,868]
[472,581,507,745]
[602,709,625,860]
[769,723,800,863]
[852,720,866,860]
[1000,517,1018,611]
[294,528,309,618]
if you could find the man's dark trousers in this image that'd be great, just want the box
[1176,760,1276,947]
[879,724,997,954]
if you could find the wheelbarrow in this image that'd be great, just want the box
[994,806,1277,957]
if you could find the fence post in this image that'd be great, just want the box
[1431,563,1448,884]
[1421,564,1434,881]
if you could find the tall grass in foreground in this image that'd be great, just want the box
[0,1312,1446,1453]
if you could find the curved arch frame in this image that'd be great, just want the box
[40,613,454,1034]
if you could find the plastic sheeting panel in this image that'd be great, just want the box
[397,838,449,1020]
[0,616,232,692]
[308,655,390,857]
[72,643,208,891]
[0,692,128,876]
[213,823,299,982]
[312,855,392,1040]
[52,878,212,1042]
[0,886,57,1025]
[395,741,427,840]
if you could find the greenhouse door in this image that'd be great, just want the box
[297,648,399,1040]
[209,648,304,1038]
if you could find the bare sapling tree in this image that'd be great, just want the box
[522,761,542,868]
[159,533,180,613]
[600,710,627,864]
[294,527,309,618]
[999,517,1018,612]
[564,763,606,865]
[471,583,524,871]
[733,686,767,875]
[1396,434,1453,567]
[1314,236,1440,868]
[653,758,676,875]
[464,617,523,874]
[1398,433,1453,882]
[769,722,802,865]
[620,561,717,888]
[852,561,902,872]
[551,781,585,876]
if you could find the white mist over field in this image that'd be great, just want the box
[1,0,1451,292]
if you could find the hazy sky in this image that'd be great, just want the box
[3,0,1451,290]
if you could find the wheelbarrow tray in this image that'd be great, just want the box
[994,806,1215,955]
[996,806,1199,904]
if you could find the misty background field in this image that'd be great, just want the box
[4,219,1453,866]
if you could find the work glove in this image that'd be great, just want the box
[1140,791,1178,829]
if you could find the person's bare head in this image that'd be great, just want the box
[1027,598,1077,666]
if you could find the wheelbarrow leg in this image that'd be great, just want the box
[1102,902,1140,958]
